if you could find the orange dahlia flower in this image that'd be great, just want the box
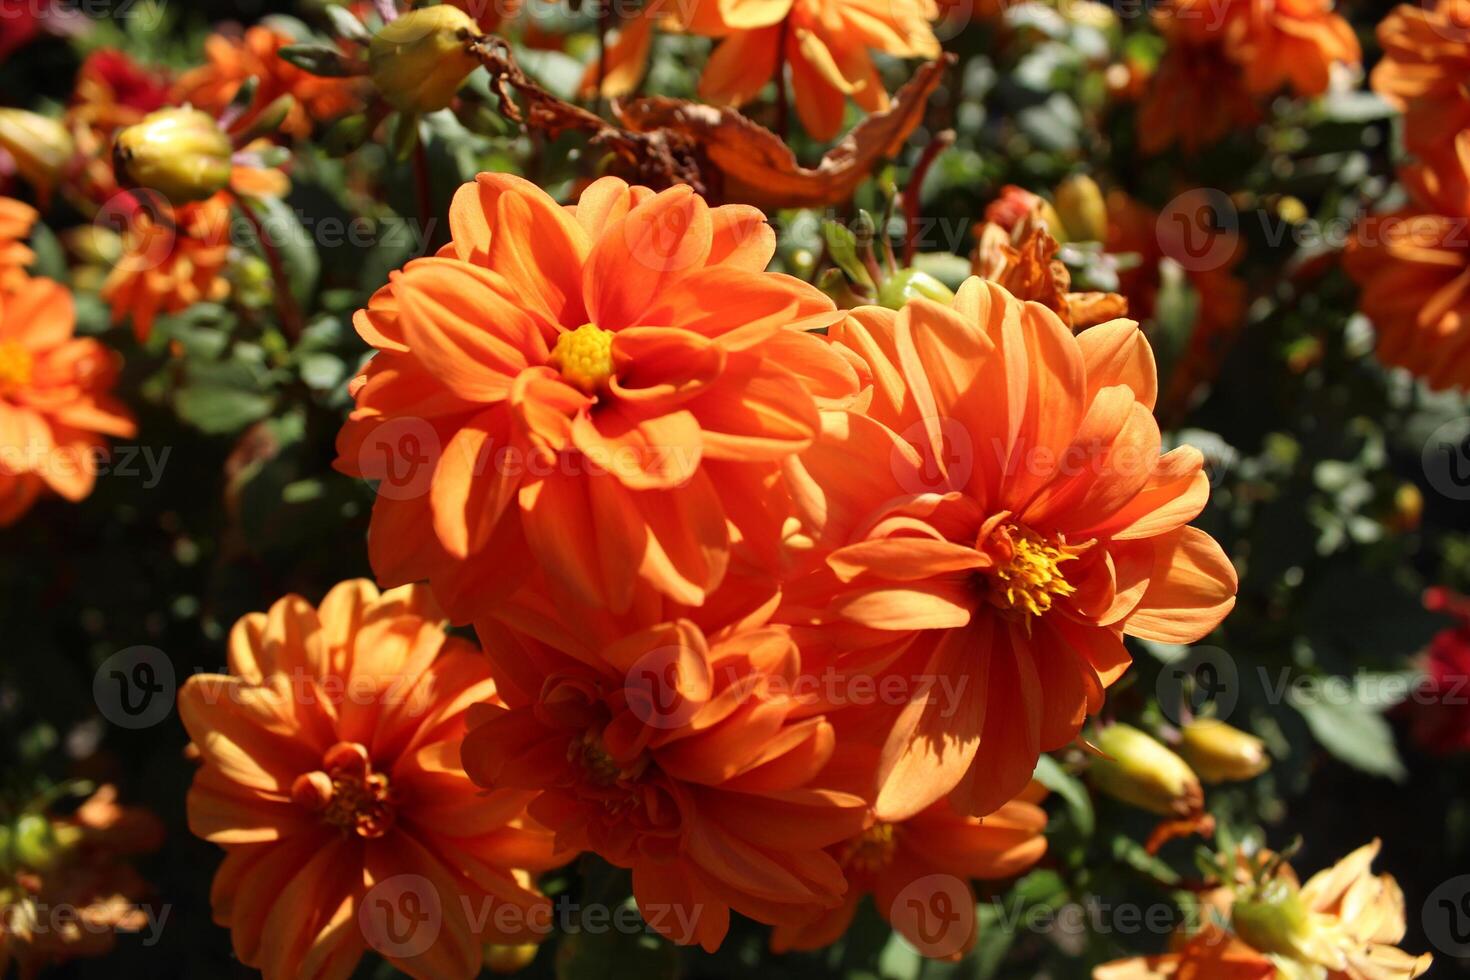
[1372,0,1470,191]
[1094,841,1432,980]
[770,757,1047,959]
[696,0,941,140]
[1137,26,1259,156]
[0,785,163,978]
[1230,0,1360,97]
[0,197,37,290]
[178,580,565,980]
[1106,190,1247,417]
[334,173,854,620]
[791,279,1237,821]
[99,192,234,341]
[172,25,367,140]
[1345,135,1470,390]
[461,612,869,952]
[0,273,135,525]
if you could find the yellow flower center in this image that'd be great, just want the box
[547,324,615,395]
[987,525,1080,617]
[841,822,897,874]
[0,341,33,393]
[292,742,396,839]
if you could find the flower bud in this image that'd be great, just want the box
[1178,718,1269,783]
[10,813,61,871]
[369,5,483,114]
[1090,723,1203,817]
[114,108,233,204]
[484,942,539,973]
[1232,879,1316,963]
[0,109,75,191]
[1054,174,1108,243]
[878,268,957,310]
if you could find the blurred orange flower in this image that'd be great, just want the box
[0,785,163,978]
[0,271,135,524]
[792,280,1237,820]
[178,580,564,980]
[1372,0,1470,198]
[461,613,868,952]
[1346,134,1470,390]
[172,25,367,139]
[1107,190,1247,417]
[1142,0,1357,153]
[591,0,941,140]
[696,0,941,140]
[99,193,234,341]
[334,173,855,620]
[0,197,37,290]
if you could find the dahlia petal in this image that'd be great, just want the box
[1123,526,1238,642]
[1000,302,1088,513]
[608,326,725,408]
[691,360,821,460]
[366,833,482,980]
[831,580,974,630]
[827,537,988,583]
[789,32,850,141]
[631,468,730,605]
[256,838,363,980]
[699,25,783,106]
[708,204,777,270]
[874,623,990,820]
[585,186,713,332]
[633,862,730,952]
[395,259,541,402]
[1076,318,1158,411]
[572,176,638,240]
[431,405,518,557]
[1084,445,1210,541]
[947,620,1042,817]
[485,184,591,325]
[186,767,311,844]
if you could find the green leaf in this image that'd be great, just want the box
[277,43,359,77]
[1032,754,1094,838]
[242,197,320,309]
[823,220,876,290]
[1290,694,1407,782]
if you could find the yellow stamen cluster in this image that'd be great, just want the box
[990,525,1079,617]
[547,324,615,395]
[0,341,33,392]
[841,822,897,874]
[569,730,647,787]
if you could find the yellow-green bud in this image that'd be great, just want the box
[877,268,957,310]
[1233,879,1314,962]
[1090,723,1203,817]
[10,814,59,871]
[1178,719,1269,784]
[0,109,75,191]
[1054,174,1108,243]
[369,6,483,114]
[484,942,539,973]
[114,108,233,204]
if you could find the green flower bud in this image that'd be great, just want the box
[114,108,233,204]
[369,6,483,114]
[877,268,957,310]
[1179,718,1269,783]
[1090,723,1203,817]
